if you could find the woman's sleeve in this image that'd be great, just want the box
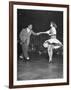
[46,30,50,34]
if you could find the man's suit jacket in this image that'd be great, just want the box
[19,28,37,45]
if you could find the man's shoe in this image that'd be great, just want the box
[19,55,23,59]
[23,57,30,61]
[26,57,30,60]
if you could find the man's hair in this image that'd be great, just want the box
[28,24,32,27]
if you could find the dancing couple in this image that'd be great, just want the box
[19,22,62,62]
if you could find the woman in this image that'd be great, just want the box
[38,22,62,62]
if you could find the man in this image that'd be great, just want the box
[19,24,38,61]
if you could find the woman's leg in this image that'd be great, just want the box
[48,44,53,62]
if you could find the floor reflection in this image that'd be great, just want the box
[17,53,63,80]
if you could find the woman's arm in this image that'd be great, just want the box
[37,30,50,35]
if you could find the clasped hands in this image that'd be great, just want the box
[36,32,41,35]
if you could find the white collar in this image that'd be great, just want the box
[27,28,30,33]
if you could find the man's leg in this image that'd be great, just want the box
[22,43,29,60]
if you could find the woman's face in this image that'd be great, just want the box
[50,23,53,27]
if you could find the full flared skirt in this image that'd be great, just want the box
[43,38,62,49]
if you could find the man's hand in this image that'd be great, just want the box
[36,33,40,35]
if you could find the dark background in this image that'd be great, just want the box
[17,9,63,56]
[17,9,63,80]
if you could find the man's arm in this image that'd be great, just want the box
[19,29,25,42]
[31,30,38,35]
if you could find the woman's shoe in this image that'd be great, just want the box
[49,59,52,63]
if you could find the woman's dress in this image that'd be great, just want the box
[43,27,62,49]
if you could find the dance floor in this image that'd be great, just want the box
[17,52,63,80]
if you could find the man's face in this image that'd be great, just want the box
[28,25,32,30]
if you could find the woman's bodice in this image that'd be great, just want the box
[49,27,56,39]
[49,27,56,36]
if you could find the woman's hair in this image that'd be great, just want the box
[51,21,57,28]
